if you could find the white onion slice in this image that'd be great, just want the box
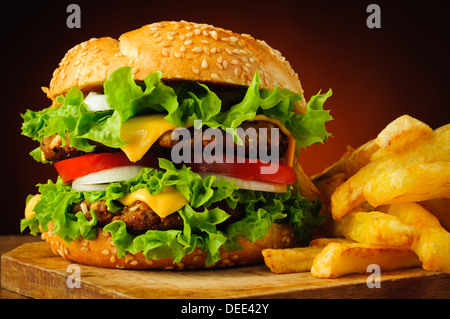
[72,182,109,192]
[72,166,145,192]
[84,92,111,112]
[198,172,288,193]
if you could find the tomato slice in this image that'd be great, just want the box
[55,152,296,186]
[54,152,160,183]
[187,155,296,185]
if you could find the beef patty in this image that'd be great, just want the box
[41,120,288,162]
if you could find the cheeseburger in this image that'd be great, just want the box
[21,21,332,269]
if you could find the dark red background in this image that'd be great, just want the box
[3,0,449,234]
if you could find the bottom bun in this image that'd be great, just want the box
[43,223,298,269]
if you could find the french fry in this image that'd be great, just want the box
[332,211,416,247]
[386,203,450,273]
[363,162,450,207]
[309,237,354,247]
[262,247,324,274]
[420,198,450,232]
[331,123,450,221]
[312,139,379,186]
[262,238,353,274]
[371,115,434,161]
[310,242,421,279]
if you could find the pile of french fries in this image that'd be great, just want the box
[263,115,450,278]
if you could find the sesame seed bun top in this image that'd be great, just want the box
[47,20,306,113]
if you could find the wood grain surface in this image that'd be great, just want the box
[2,241,450,299]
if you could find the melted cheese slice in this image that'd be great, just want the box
[118,187,188,218]
[248,115,296,167]
[120,114,187,162]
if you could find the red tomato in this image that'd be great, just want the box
[188,155,296,185]
[54,152,160,183]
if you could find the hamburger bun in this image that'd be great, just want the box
[43,222,297,269]
[47,20,306,113]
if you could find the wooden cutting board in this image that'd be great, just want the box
[2,242,450,299]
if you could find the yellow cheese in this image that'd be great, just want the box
[118,187,188,218]
[25,194,41,219]
[248,115,296,167]
[120,114,190,162]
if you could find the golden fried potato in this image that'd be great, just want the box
[331,124,450,221]
[363,162,450,207]
[371,115,434,161]
[262,238,353,274]
[262,247,324,274]
[312,139,379,186]
[420,198,450,232]
[310,242,421,279]
[332,211,416,247]
[386,203,450,273]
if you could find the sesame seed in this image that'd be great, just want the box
[191,66,200,74]
[203,30,209,36]
[161,41,171,47]
[180,45,186,52]
[203,47,210,55]
[155,36,163,43]
[232,49,240,55]
[242,65,250,73]
[191,46,202,53]
[222,60,228,69]
[174,51,182,58]
[162,48,170,56]
[74,60,81,66]
[179,34,186,41]
[234,67,240,76]
[194,29,201,35]
[130,260,138,266]
[221,37,229,42]
[110,256,116,263]
[153,31,160,38]
[217,56,223,64]
[210,30,218,40]
[211,73,220,80]
[102,249,110,255]
[229,36,238,43]
[240,56,249,63]
[167,35,175,41]
[168,31,178,36]
[184,39,193,46]
[201,39,209,44]
[186,32,193,38]
[146,259,154,265]
[231,59,238,65]
[81,246,89,253]
[211,47,217,54]
[201,59,208,69]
